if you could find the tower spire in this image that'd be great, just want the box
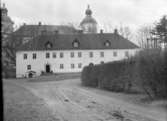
[88,4,90,9]
[85,4,92,16]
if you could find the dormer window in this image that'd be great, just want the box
[104,40,111,47]
[45,41,53,49]
[72,39,80,48]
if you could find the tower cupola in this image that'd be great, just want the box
[80,5,98,33]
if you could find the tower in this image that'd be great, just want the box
[80,5,98,33]
[1,3,14,35]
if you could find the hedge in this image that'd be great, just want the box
[81,48,167,99]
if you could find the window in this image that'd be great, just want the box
[60,64,64,69]
[78,52,82,57]
[53,52,56,58]
[113,51,117,57]
[125,51,129,57]
[23,53,27,59]
[100,61,104,64]
[27,65,31,70]
[33,53,36,59]
[71,64,75,69]
[45,41,53,49]
[46,53,50,58]
[100,52,104,57]
[71,52,74,58]
[60,52,63,58]
[89,52,93,58]
[78,63,82,68]
[104,40,111,47]
[72,39,80,48]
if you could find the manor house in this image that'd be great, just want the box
[16,5,139,78]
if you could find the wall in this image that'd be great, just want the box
[16,49,139,78]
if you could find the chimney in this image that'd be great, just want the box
[23,23,26,26]
[38,21,42,26]
[100,29,103,34]
[114,29,118,34]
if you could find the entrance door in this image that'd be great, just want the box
[45,64,50,73]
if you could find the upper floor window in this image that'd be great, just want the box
[27,65,31,70]
[113,51,117,57]
[125,51,129,57]
[100,52,104,57]
[32,53,36,59]
[46,52,50,58]
[53,52,56,58]
[78,52,82,57]
[60,52,64,58]
[89,52,93,58]
[23,53,27,59]
[60,64,64,69]
[71,64,75,69]
[72,39,80,48]
[71,52,74,58]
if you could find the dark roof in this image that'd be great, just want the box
[16,33,139,51]
[13,25,77,37]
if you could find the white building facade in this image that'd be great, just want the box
[16,49,139,78]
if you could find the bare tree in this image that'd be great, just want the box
[118,26,132,40]
[136,25,153,48]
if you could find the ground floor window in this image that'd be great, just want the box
[60,64,64,69]
[71,64,75,69]
[27,65,31,70]
[78,63,82,68]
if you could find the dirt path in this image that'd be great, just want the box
[3,78,167,121]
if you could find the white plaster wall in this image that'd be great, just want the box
[16,49,139,78]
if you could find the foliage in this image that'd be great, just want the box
[137,15,167,48]
[81,49,167,99]
[155,15,167,43]
[136,48,167,99]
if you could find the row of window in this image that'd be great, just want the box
[45,40,111,49]
[23,51,129,60]
[27,63,82,70]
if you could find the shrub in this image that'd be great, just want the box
[81,48,167,99]
[81,60,136,92]
[136,48,167,99]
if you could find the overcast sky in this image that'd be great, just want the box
[2,0,167,32]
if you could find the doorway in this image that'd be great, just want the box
[45,64,51,73]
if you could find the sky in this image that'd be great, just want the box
[1,0,167,32]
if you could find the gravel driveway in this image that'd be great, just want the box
[3,76,167,121]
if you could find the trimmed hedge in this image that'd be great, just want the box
[81,48,167,99]
[81,60,136,92]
